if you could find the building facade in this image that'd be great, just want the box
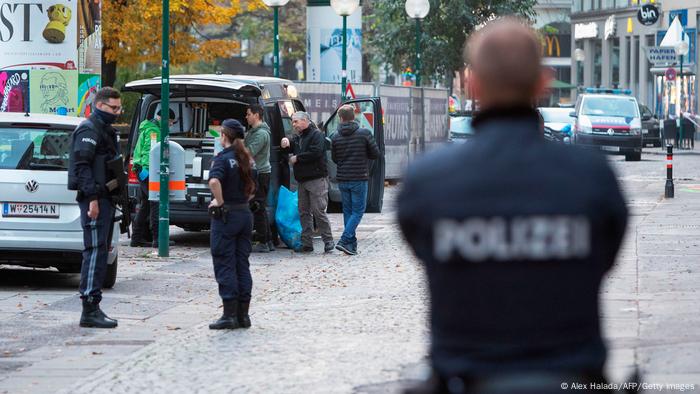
[571,0,700,116]
[535,0,574,105]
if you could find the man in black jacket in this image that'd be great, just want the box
[331,104,381,255]
[280,111,334,253]
[68,87,123,329]
[398,18,628,392]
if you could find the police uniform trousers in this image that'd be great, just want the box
[78,197,114,303]
[210,207,253,302]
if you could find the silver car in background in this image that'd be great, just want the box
[0,113,119,288]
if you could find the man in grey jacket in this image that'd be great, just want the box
[244,104,273,252]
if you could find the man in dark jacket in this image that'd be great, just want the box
[398,18,628,393]
[331,104,381,255]
[280,111,334,253]
[68,87,124,329]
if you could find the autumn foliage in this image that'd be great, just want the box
[103,0,264,66]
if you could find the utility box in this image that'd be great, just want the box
[149,141,186,201]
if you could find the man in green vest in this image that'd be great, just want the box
[244,104,273,253]
[130,108,175,248]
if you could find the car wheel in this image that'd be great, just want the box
[103,257,118,289]
[625,152,642,161]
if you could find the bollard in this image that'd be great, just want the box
[665,144,674,198]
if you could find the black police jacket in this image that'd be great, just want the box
[331,121,381,182]
[397,106,628,378]
[209,146,258,205]
[68,114,120,202]
[280,125,327,183]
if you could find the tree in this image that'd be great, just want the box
[365,0,537,86]
[102,0,265,86]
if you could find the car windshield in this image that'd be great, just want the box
[450,116,473,134]
[540,109,573,123]
[0,127,72,170]
[582,97,639,118]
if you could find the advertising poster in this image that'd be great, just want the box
[77,73,100,116]
[0,1,79,70]
[0,70,30,112]
[78,0,101,75]
[30,70,79,116]
[306,6,362,83]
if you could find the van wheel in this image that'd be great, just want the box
[327,199,342,213]
[103,258,118,289]
[57,264,81,274]
[625,152,642,161]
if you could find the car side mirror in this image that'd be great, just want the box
[642,114,652,121]
[569,111,577,118]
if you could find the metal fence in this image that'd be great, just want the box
[295,82,449,180]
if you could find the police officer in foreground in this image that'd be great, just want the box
[398,18,628,393]
[208,119,257,330]
[68,87,124,329]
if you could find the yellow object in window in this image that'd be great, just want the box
[627,18,633,33]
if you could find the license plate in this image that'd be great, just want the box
[2,202,59,218]
[601,146,620,152]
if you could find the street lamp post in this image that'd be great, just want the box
[676,40,689,148]
[262,0,290,78]
[405,0,430,87]
[331,0,359,100]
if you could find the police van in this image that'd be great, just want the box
[570,88,643,161]
[122,74,385,232]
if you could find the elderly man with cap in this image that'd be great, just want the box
[398,18,628,393]
[280,111,334,253]
[131,108,176,248]
[208,119,257,329]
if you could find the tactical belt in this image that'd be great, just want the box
[224,203,250,210]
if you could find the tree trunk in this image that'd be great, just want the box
[102,46,117,88]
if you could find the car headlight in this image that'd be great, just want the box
[577,116,593,134]
[630,128,642,136]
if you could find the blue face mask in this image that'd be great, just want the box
[94,108,118,125]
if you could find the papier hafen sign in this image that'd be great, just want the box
[0,0,102,116]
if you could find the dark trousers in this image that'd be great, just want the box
[253,172,271,243]
[78,198,114,304]
[210,208,253,302]
[131,180,157,242]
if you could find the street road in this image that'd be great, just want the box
[1,149,700,393]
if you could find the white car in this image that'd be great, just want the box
[0,113,119,287]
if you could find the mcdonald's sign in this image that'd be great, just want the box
[541,33,571,58]
[543,35,561,57]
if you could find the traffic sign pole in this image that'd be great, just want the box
[159,0,170,257]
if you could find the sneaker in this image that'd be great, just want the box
[324,241,335,253]
[252,242,270,253]
[300,245,314,253]
[335,242,357,256]
[130,239,151,247]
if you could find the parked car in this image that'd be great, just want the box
[447,112,474,143]
[571,88,643,161]
[538,107,573,144]
[122,74,386,231]
[0,113,120,287]
[639,103,661,148]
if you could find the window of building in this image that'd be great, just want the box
[613,37,620,87]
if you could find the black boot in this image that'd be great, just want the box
[238,301,251,328]
[209,300,240,330]
[79,299,118,328]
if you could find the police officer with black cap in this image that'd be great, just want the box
[208,119,257,330]
[398,18,628,393]
[68,87,124,329]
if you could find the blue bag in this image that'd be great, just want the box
[275,186,302,251]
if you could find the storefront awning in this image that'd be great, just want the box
[550,79,576,89]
